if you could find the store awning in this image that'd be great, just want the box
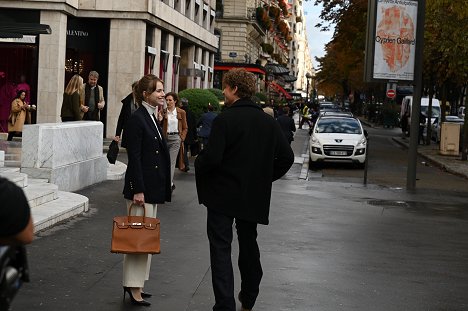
[267,81,293,100]
[0,22,51,38]
[214,62,266,75]
[265,63,289,75]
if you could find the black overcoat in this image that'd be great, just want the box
[115,92,133,138]
[194,98,294,225]
[276,114,296,143]
[122,107,171,204]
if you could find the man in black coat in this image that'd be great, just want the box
[195,68,294,311]
[114,81,138,144]
[276,106,296,144]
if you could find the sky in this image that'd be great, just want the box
[302,1,334,69]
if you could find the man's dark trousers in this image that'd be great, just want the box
[207,209,263,310]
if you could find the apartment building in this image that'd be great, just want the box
[0,0,218,137]
[214,0,313,100]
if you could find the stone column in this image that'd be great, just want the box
[107,19,146,138]
[37,11,67,123]
[164,34,175,91]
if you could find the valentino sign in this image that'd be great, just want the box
[66,30,89,37]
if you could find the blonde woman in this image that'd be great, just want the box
[60,74,84,122]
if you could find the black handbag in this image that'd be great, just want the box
[107,140,119,164]
[0,246,29,309]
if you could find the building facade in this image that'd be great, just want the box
[214,0,313,101]
[0,0,218,137]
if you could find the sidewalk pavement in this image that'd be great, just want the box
[359,117,468,180]
[12,124,468,310]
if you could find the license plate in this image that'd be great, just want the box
[330,151,347,156]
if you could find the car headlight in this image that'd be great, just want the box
[356,137,367,147]
[310,135,321,146]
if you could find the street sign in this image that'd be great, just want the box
[386,89,396,99]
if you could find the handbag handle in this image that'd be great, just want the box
[128,203,146,219]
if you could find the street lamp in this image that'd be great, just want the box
[305,72,312,104]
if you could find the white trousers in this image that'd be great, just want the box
[122,200,158,288]
[166,134,181,184]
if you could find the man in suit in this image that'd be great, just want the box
[195,68,294,311]
[80,70,105,121]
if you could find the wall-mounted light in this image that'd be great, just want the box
[173,55,181,74]
[146,46,157,71]
[160,50,170,72]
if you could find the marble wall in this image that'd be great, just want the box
[21,121,107,191]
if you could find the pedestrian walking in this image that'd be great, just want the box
[179,97,197,171]
[197,103,217,149]
[194,68,294,311]
[120,74,171,306]
[162,92,188,191]
[276,106,296,144]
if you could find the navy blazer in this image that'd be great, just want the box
[194,99,294,225]
[122,106,171,204]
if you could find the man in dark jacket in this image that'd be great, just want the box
[276,106,296,144]
[195,68,294,311]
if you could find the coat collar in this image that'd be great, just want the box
[229,98,262,110]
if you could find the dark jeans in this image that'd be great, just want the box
[207,208,263,311]
[61,116,75,122]
[183,141,190,169]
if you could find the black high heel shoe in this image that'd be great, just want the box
[123,287,151,306]
[141,291,152,298]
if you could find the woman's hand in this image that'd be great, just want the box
[133,193,145,206]
[114,136,120,142]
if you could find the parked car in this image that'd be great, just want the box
[431,116,464,143]
[309,115,368,168]
[400,96,441,136]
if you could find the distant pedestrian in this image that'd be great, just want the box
[60,74,83,122]
[114,81,138,144]
[197,103,217,148]
[162,92,188,191]
[419,111,426,145]
[120,74,171,306]
[277,106,296,144]
[179,97,197,171]
[7,90,31,141]
[80,70,105,121]
[194,68,294,311]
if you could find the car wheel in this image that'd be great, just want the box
[308,157,320,170]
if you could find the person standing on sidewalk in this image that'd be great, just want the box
[194,68,294,311]
[79,70,105,121]
[121,74,171,306]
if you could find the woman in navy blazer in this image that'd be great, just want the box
[121,74,171,306]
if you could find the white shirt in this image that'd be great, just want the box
[141,101,162,140]
[167,108,178,133]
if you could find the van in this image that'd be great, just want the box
[400,96,441,135]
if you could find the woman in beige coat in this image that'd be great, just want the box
[7,90,31,141]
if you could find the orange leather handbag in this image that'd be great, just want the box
[111,204,160,254]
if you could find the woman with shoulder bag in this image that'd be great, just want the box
[120,74,171,306]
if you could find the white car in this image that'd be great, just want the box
[309,116,367,168]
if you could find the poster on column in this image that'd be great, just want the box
[373,0,418,81]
